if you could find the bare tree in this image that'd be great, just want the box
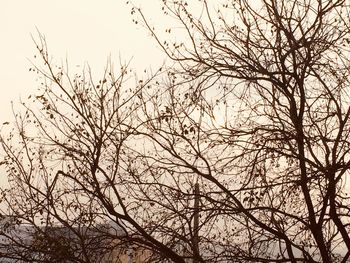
[2,0,350,262]
[132,0,350,261]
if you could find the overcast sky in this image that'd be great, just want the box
[0,0,165,123]
[0,1,169,187]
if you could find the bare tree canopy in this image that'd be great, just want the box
[2,0,350,262]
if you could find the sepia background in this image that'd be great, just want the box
[0,0,164,123]
[0,0,167,188]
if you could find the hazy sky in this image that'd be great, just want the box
[0,0,165,123]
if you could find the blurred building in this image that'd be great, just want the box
[0,215,152,263]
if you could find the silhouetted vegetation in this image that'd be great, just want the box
[2,0,350,262]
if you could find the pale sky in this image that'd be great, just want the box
[0,0,165,123]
